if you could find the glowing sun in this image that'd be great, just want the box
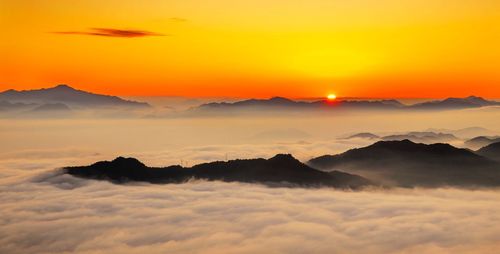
[327,94,337,100]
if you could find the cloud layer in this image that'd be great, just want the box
[1,114,500,253]
[1,163,500,253]
[53,28,164,38]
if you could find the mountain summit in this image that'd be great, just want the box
[477,142,500,162]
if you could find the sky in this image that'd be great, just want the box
[1,0,500,98]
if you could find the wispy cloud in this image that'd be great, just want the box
[52,28,165,38]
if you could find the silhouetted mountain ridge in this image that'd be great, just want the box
[346,133,380,139]
[308,140,500,187]
[343,131,459,144]
[192,96,499,113]
[65,154,371,188]
[409,96,500,110]
[425,127,496,138]
[477,142,500,162]
[194,97,404,113]
[0,84,150,108]
[381,132,459,143]
[465,136,500,150]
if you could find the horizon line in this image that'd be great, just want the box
[2,84,500,101]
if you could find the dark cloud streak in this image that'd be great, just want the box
[52,28,165,38]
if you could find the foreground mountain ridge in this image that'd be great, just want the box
[308,140,500,187]
[65,154,371,189]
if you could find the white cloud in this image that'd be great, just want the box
[1,170,500,254]
[0,113,499,254]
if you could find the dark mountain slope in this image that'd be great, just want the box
[465,136,500,150]
[343,131,459,144]
[381,132,459,144]
[308,140,500,187]
[477,142,500,162]
[65,154,371,189]
[408,96,500,110]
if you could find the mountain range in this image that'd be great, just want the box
[2,85,499,115]
[65,140,500,189]
[65,154,371,189]
[478,142,500,162]
[192,96,500,114]
[344,131,459,144]
[0,84,150,110]
[425,127,497,139]
[464,136,500,150]
[407,96,500,110]
[308,140,500,187]
[193,97,405,113]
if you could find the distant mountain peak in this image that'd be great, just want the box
[464,95,489,104]
[373,139,415,146]
[110,156,146,168]
[0,84,150,109]
[2,89,17,94]
[270,153,293,158]
[269,97,293,102]
[53,84,76,90]
[410,96,499,110]
[465,136,500,149]
[268,153,300,163]
[466,95,483,99]
[369,139,463,154]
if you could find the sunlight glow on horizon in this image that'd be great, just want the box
[327,94,337,100]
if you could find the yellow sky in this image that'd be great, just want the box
[1,0,500,98]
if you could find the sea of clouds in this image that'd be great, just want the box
[1,153,500,254]
[1,112,500,254]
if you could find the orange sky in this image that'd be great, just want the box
[1,0,500,98]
